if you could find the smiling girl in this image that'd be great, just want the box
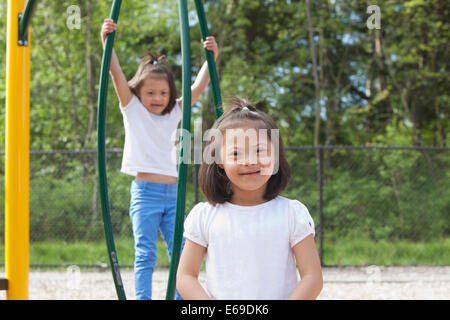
[176,97,323,300]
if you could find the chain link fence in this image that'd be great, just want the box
[283,146,449,266]
[0,146,448,267]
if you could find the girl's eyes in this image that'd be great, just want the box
[231,149,264,156]
[147,92,168,95]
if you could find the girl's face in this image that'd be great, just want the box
[138,77,170,114]
[218,122,276,196]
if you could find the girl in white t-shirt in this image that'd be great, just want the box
[177,97,323,300]
[101,19,218,300]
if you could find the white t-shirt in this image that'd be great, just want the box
[183,195,315,300]
[119,94,182,177]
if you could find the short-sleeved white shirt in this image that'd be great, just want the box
[119,94,181,177]
[183,195,315,300]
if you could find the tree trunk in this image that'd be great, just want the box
[82,0,100,226]
[372,29,390,131]
[83,0,98,150]
[434,94,444,147]
[306,0,321,147]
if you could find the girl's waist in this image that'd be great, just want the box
[135,172,177,184]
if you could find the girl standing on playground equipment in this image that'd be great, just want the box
[101,18,219,300]
[176,98,323,299]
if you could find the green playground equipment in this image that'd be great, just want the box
[96,0,222,300]
[97,0,125,300]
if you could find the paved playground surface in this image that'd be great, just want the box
[1,266,449,300]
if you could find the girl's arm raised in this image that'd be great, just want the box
[101,19,132,107]
[288,234,323,300]
[176,239,211,299]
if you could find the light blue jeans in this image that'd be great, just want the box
[129,180,184,300]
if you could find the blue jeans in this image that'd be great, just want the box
[129,180,185,300]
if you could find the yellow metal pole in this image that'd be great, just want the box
[5,0,30,300]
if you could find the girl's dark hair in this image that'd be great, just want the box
[128,51,178,115]
[199,97,291,205]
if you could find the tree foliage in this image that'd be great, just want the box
[0,1,448,247]
[0,0,448,148]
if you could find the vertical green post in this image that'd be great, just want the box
[166,0,192,300]
[97,0,126,300]
[194,0,223,118]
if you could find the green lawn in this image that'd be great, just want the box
[322,238,450,266]
[26,238,169,268]
[0,238,448,268]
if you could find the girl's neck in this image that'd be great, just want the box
[229,184,268,206]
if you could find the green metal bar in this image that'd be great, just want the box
[18,0,39,45]
[96,0,126,300]
[165,0,192,300]
[194,0,223,118]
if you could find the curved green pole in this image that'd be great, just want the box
[97,0,126,300]
[165,0,192,300]
[18,0,39,44]
[194,0,223,118]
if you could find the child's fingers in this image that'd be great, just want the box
[102,25,115,32]
[204,36,218,59]
[105,22,117,28]
[102,27,116,37]
[204,38,217,44]
[204,42,217,50]
[102,23,117,33]
[202,36,215,42]
[202,36,218,58]
[203,37,215,43]
[103,19,117,28]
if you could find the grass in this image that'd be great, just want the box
[323,238,450,266]
[0,238,170,269]
[0,238,449,268]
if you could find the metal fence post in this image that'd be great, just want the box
[317,147,324,266]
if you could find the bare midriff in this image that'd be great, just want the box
[136,172,177,184]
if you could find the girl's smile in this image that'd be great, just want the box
[239,169,261,176]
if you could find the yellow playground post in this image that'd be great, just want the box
[5,0,30,300]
